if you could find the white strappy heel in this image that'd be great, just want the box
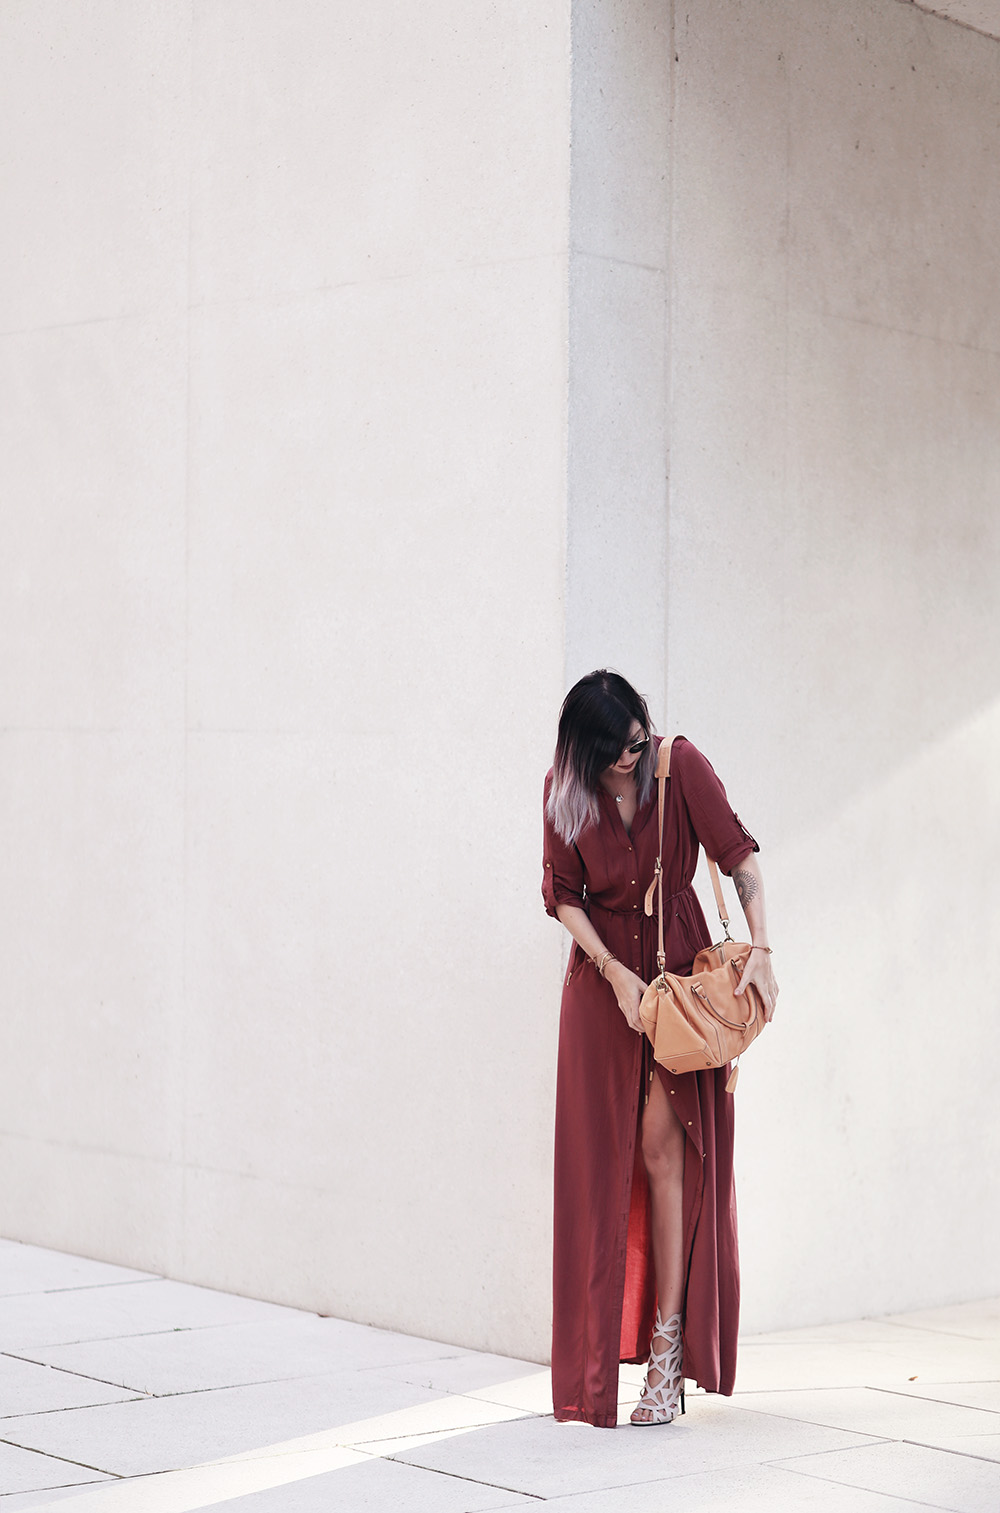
[630,1308,686,1425]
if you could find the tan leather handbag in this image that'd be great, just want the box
[638,739,766,1092]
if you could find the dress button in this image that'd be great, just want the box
[633,934,638,941]
[687,1120,693,1126]
[631,879,636,885]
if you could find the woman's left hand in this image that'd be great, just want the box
[735,948,778,1022]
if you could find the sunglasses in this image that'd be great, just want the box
[623,734,649,757]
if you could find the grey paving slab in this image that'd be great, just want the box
[389,1396,885,1499]
[195,1454,536,1511]
[26,1314,463,1396]
[368,1348,544,1397]
[512,1461,939,1511]
[1,1372,448,1477]
[0,1356,139,1419]
[733,1335,1000,1393]
[734,1344,890,1392]
[0,1242,155,1300]
[0,1439,112,1497]
[882,1299,1000,1341]
[893,1381,1000,1413]
[0,1251,994,1513]
[743,1317,941,1346]
[735,1384,1000,1441]
[774,1440,1000,1513]
[370,1360,557,1418]
[741,1300,1000,1349]
[0,1280,298,1354]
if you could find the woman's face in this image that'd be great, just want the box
[604,720,647,779]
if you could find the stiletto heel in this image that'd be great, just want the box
[630,1308,685,1425]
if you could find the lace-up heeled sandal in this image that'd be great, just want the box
[630,1307,685,1425]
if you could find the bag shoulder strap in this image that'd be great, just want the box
[644,736,732,975]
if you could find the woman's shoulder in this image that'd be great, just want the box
[653,732,695,761]
[663,734,714,780]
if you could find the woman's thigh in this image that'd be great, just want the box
[641,1070,685,1180]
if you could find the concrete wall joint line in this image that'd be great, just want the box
[568,250,667,275]
[807,306,1000,360]
[899,1,1000,43]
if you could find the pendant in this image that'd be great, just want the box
[615,793,623,803]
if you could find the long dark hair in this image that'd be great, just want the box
[546,670,656,844]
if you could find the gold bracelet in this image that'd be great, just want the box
[749,944,772,953]
[593,950,617,977]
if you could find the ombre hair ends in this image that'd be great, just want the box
[547,670,655,845]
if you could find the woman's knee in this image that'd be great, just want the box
[641,1123,684,1185]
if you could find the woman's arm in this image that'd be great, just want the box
[730,852,779,1020]
[554,903,647,1033]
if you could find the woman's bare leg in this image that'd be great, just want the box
[632,1070,685,1423]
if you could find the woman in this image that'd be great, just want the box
[542,670,778,1427]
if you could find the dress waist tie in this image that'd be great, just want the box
[589,887,692,916]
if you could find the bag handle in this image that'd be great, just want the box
[643,737,732,976]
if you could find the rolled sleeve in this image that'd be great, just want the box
[673,738,759,876]
[542,771,586,917]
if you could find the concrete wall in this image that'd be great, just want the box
[0,1,570,1360]
[1,0,998,1363]
[663,0,1000,1328]
[567,2,670,707]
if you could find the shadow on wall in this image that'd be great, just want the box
[732,688,1000,1332]
[663,0,1000,846]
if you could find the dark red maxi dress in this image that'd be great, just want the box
[542,734,758,1428]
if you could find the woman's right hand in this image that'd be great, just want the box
[604,960,648,1033]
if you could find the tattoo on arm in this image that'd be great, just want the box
[733,868,759,909]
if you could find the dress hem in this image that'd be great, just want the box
[554,1407,619,1428]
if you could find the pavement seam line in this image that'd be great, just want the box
[0,1434,123,1480]
[759,1437,896,1463]
[868,1382,1000,1408]
[383,1455,547,1500]
[0,1279,161,1298]
[767,1457,964,1513]
[900,1434,1000,1466]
